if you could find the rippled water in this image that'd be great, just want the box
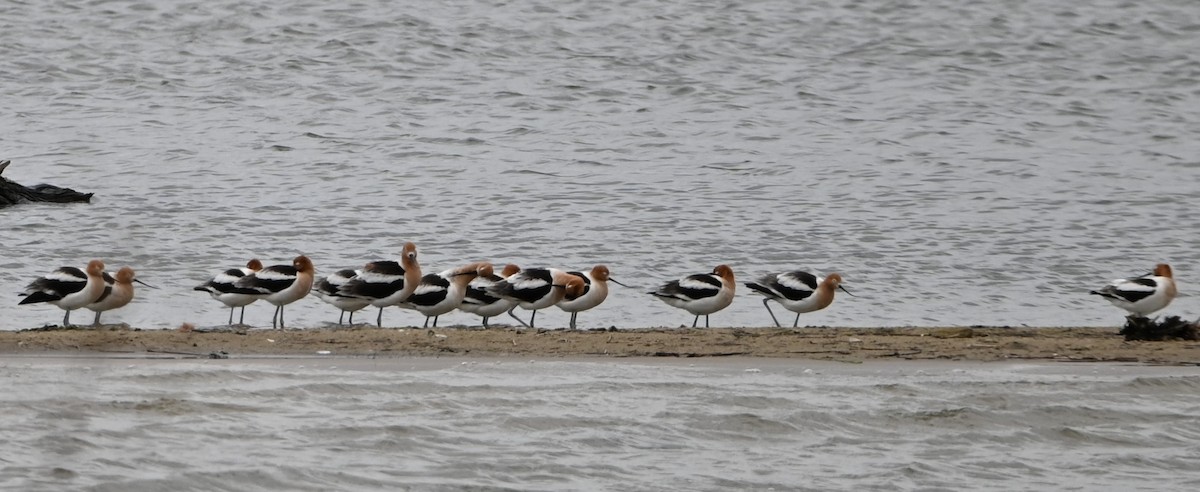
[2,0,1199,330]
[1,357,1198,490]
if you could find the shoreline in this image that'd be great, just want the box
[1,325,1198,365]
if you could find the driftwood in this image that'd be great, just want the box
[0,160,94,208]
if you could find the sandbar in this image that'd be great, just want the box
[1,325,1197,365]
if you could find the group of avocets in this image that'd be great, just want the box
[15,242,1181,329]
[17,261,154,326]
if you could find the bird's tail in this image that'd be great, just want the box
[18,291,58,305]
[744,282,775,297]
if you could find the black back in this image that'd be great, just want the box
[18,266,86,304]
[407,273,451,307]
[346,261,408,299]
[495,268,554,303]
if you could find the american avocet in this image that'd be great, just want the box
[339,242,422,327]
[649,264,736,328]
[87,266,154,325]
[194,259,264,325]
[1090,263,1178,317]
[314,268,370,325]
[18,259,107,326]
[403,262,492,328]
[488,268,586,329]
[744,271,852,328]
[460,263,521,327]
[557,265,629,330]
[234,255,315,329]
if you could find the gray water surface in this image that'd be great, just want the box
[2,0,1198,330]
[2,357,1199,491]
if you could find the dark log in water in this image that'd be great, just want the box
[0,160,94,208]
[1119,315,1199,341]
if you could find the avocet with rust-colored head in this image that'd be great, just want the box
[649,264,735,328]
[87,266,154,326]
[314,268,370,325]
[460,263,521,327]
[19,259,107,327]
[1090,263,1177,317]
[488,267,586,329]
[195,259,264,325]
[235,255,315,329]
[403,262,492,328]
[745,270,853,328]
[557,265,629,330]
[340,242,422,327]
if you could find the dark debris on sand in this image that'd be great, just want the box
[1119,315,1200,341]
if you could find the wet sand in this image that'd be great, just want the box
[1,325,1198,364]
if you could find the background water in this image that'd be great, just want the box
[1,357,1198,491]
[2,0,1199,330]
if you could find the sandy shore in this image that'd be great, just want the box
[1,325,1198,364]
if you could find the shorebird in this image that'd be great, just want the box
[557,265,629,329]
[460,263,521,328]
[234,255,315,329]
[18,259,107,327]
[1090,263,1177,317]
[87,266,154,325]
[403,262,492,328]
[313,268,370,325]
[194,259,264,325]
[649,264,736,328]
[744,271,852,327]
[488,268,586,329]
[339,242,422,327]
